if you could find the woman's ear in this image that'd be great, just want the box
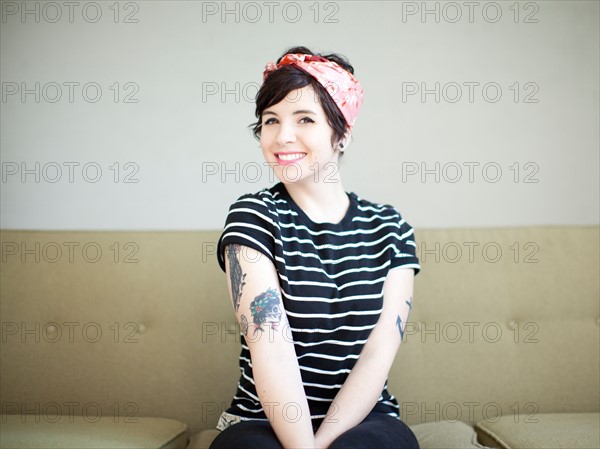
[338,129,352,151]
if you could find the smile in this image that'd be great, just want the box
[276,153,307,164]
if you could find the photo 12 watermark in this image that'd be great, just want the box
[401,162,540,184]
[2,162,140,184]
[200,240,540,267]
[401,320,540,344]
[1,321,147,343]
[197,320,540,345]
[401,82,539,103]
[201,161,341,184]
[1,241,140,263]
[201,1,340,24]
[400,2,540,24]
[415,240,540,264]
[400,400,539,423]
[200,399,539,425]
[201,81,259,104]
[1,401,140,423]
[1,82,140,103]
[201,79,336,104]
[1,2,140,24]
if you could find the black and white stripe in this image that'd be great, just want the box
[217,182,420,423]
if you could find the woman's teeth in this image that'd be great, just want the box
[278,153,306,161]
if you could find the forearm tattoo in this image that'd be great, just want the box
[250,287,282,335]
[226,244,246,312]
[396,296,413,339]
[396,315,404,339]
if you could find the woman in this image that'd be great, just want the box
[212,46,421,449]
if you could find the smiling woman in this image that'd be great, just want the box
[258,84,346,201]
[212,46,421,449]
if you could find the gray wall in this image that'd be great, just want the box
[1,1,598,230]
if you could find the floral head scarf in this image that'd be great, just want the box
[263,53,364,129]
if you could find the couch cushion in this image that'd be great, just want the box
[410,420,493,449]
[188,421,492,449]
[475,412,600,449]
[0,415,188,449]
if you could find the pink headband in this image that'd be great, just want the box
[262,53,364,129]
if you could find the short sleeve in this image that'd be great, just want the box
[216,194,277,273]
[389,209,421,275]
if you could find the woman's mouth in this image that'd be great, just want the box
[275,152,307,165]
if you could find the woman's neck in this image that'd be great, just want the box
[282,180,350,225]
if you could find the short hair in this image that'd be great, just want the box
[249,46,357,150]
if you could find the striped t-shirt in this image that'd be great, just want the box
[216,182,420,426]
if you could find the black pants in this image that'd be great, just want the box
[209,412,420,449]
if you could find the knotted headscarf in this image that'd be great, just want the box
[262,53,364,129]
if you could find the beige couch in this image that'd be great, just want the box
[1,226,598,449]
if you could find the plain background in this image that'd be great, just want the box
[1,0,598,230]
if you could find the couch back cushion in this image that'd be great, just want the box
[1,227,598,436]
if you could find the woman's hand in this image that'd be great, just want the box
[314,431,331,449]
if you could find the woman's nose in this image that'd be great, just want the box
[276,122,297,145]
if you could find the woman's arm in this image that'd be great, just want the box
[314,267,415,449]
[223,243,316,449]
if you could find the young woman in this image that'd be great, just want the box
[212,46,421,449]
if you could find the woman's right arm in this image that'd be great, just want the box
[223,243,315,449]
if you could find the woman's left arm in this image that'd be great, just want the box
[314,267,415,449]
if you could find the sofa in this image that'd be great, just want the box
[1,226,598,449]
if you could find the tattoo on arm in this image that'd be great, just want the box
[396,296,413,339]
[250,287,282,335]
[396,315,405,339]
[226,244,246,312]
[240,314,249,336]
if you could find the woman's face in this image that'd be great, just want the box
[260,85,340,185]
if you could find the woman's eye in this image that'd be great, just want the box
[263,118,276,125]
[300,117,315,124]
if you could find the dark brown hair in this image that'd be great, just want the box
[249,46,356,150]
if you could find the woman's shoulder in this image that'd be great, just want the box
[228,184,282,210]
[352,191,404,220]
[224,184,288,228]
[217,186,282,272]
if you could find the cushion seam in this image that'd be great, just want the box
[475,423,511,449]
[159,425,188,448]
[471,426,488,449]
